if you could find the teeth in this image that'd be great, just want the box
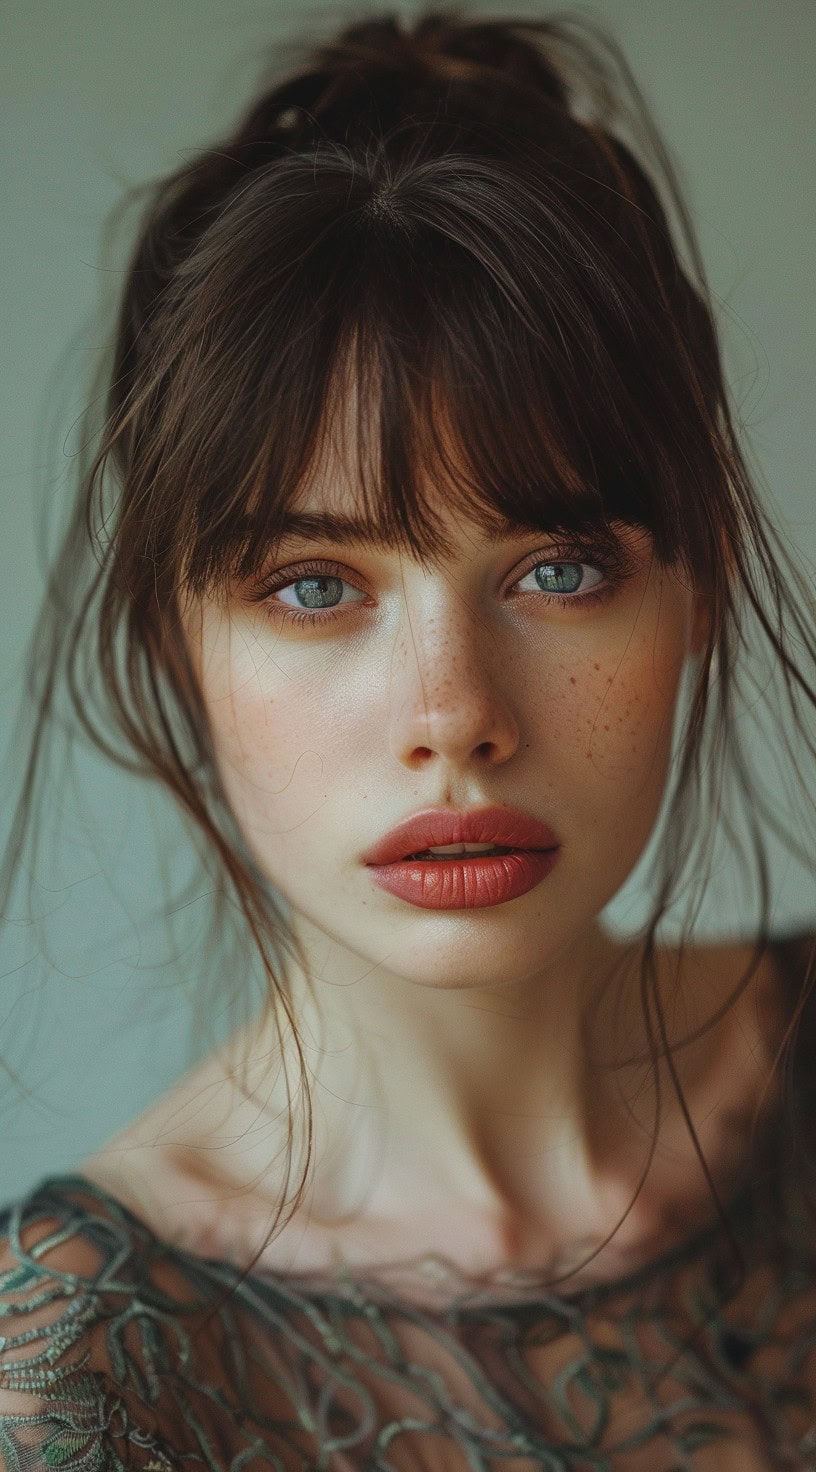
[408,843,514,860]
[428,843,498,855]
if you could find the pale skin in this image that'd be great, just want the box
[80,432,785,1296]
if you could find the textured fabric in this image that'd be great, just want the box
[1,932,815,1471]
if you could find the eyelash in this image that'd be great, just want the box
[250,549,631,629]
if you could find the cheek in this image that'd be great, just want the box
[536,579,690,825]
[556,660,676,773]
[190,567,691,891]
[193,608,337,860]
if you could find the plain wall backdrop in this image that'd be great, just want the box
[1,0,814,1201]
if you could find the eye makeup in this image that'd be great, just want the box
[242,536,639,631]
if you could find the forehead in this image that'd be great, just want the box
[193,336,665,598]
[266,367,597,559]
[263,378,513,556]
[268,510,567,571]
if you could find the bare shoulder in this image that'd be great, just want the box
[597,929,807,1146]
[655,927,804,1028]
[77,1021,291,1259]
[648,927,815,1141]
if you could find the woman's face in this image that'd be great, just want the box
[185,452,704,994]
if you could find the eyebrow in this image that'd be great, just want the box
[264,509,571,551]
[269,511,396,549]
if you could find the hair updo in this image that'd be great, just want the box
[7,7,816,1265]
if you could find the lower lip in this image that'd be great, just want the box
[365,849,561,910]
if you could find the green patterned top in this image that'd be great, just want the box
[1,930,815,1471]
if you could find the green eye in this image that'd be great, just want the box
[289,575,345,609]
[517,562,604,597]
[534,563,584,594]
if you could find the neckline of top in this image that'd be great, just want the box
[23,1161,762,1316]
[20,928,815,1316]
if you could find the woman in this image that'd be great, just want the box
[1,7,815,1468]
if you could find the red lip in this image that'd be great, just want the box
[363,805,559,866]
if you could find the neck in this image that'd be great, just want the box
[248,917,645,1231]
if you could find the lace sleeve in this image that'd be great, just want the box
[0,1188,184,1471]
[0,1178,321,1472]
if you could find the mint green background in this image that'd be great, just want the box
[1,1,814,1199]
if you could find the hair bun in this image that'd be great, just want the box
[306,10,569,112]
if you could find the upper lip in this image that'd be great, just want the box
[363,805,560,865]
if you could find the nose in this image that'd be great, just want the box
[388,599,520,772]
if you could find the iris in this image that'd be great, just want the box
[534,563,583,594]
[293,576,344,609]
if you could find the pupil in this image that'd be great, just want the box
[535,562,582,594]
[296,575,343,609]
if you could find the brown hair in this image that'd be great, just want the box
[5,6,816,1280]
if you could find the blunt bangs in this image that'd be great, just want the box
[125,131,726,604]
